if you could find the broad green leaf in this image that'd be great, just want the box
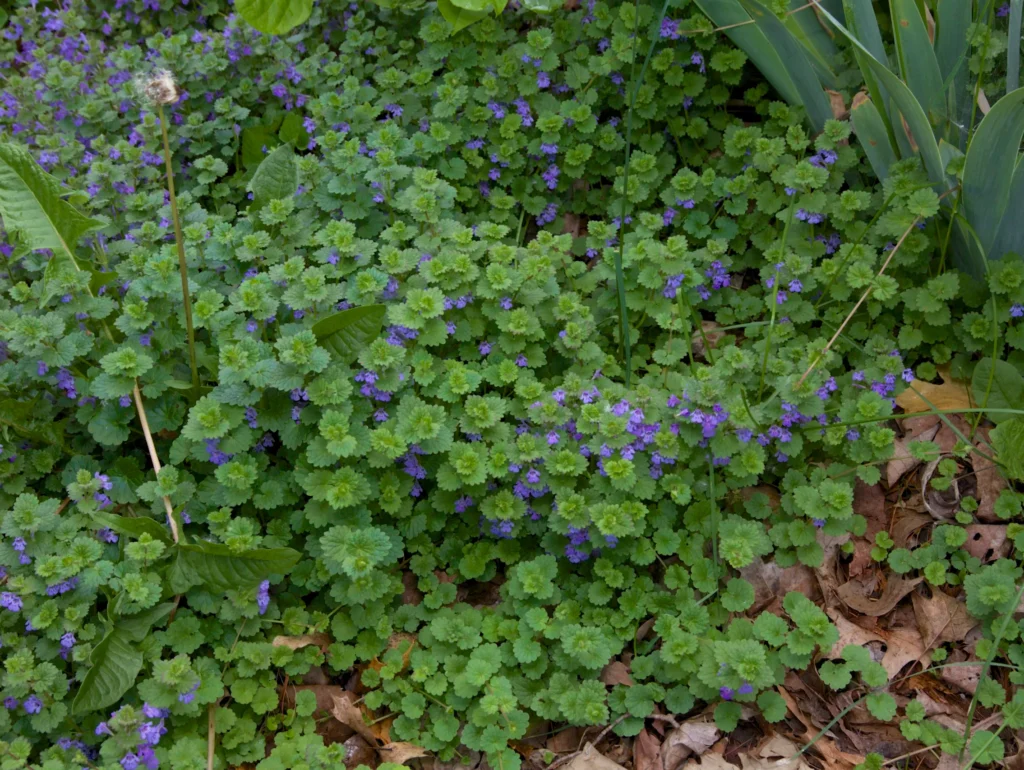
[248,145,297,211]
[816,5,946,188]
[72,630,142,714]
[737,0,832,132]
[0,142,101,267]
[170,542,301,592]
[992,419,1024,481]
[851,94,898,181]
[989,155,1024,262]
[91,511,174,545]
[889,0,945,126]
[783,0,839,89]
[969,731,1006,765]
[241,125,278,168]
[235,0,312,35]
[692,0,802,106]
[840,0,897,147]
[972,358,1024,424]
[312,305,386,363]
[116,603,176,643]
[937,138,964,173]
[437,0,489,30]
[1008,0,1022,94]
[278,112,310,148]
[961,88,1024,261]
[933,0,971,145]
[449,0,493,11]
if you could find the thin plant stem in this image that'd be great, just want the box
[796,215,921,389]
[207,704,216,770]
[158,104,200,395]
[132,382,181,544]
[756,199,798,400]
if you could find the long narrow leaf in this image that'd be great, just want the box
[692,0,802,105]
[0,142,101,268]
[961,87,1024,259]
[988,155,1024,262]
[816,4,947,186]
[736,0,833,131]
[850,93,898,180]
[889,0,945,125]
[840,0,898,148]
[1009,0,1022,94]
[783,0,839,88]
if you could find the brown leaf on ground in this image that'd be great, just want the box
[827,611,926,679]
[776,688,865,770]
[912,588,978,648]
[634,729,662,770]
[692,322,724,359]
[738,736,814,770]
[740,559,819,615]
[280,684,354,744]
[974,429,1008,522]
[662,720,721,770]
[850,481,890,577]
[681,756,736,770]
[837,576,923,616]
[895,369,972,414]
[342,735,377,766]
[401,571,424,605]
[939,650,982,694]
[825,90,848,120]
[271,632,331,651]
[964,524,1010,562]
[330,692,378,745]
[549,728,584,754]
[921,458,961,520]
[887,423,940,487]
[891,511,932,549]
[600,660,633,687]
[379,742,430,765]
[562,213,585,238]
[566,743,628,770]
[827,610,883,655]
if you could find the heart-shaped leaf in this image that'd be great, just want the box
[72,630,142,715]
[235,0,312,35]
[248,144,297,211]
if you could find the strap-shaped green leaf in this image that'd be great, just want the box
[692,0,802,106]
[783,0,839,88]
[841,0,896,149]
[816,4,946,187]
[169,542,301,593]
[72,630,142,714]
[0,142,101,266]
[961,88,1024,260]
[235,0,312,34]
[311,304,386,363]
[736,0,832,132]
[248,144,297,211]
[92,511,174,545]
[889,0,945,126]
[988,155,1024,263]
[850,94,898,181]
[1008,0,1022,94]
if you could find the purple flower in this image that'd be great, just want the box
[142,703,169,719]
[3,698,18,710]
[660,18,681,39]
[60,632,76,649]
[256,580,270,615]
[719,686,734,701]
[0,593,22,612]
[737,682,754,695]
[691,52,705,73]
[138,720,164,745]
[121,753,140,770]
[1010,303,1024,318]
[12,537,25,552]
[537,72,550,89]
[23,695,42,714]
[478,341,492,356]
[36,361,48,376]
[178,681,199,704]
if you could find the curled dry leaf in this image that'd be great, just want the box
[837,576,922,617]
[662,720,721,770]
[330,691,378,745]
[271,632,330,651]
[379,741,430,765]
[738,736,814,770]
[825,89,847,120]
[887,422,940,487]
[920,458,960,520]
[895,369,972,415]
[912,588,978,648]
[599,660,633,687]
[565,743,629,770]
[634,728,662,770]
[343,735,377,767]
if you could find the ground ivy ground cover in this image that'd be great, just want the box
[0,1,1023,769]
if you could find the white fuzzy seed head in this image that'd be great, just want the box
[137,69,181,106]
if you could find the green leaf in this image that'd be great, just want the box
[816,5,946,187]
[692,0,802,106]
[235,0,312,34]
[169,542,301,592]
[988,156,1024,263]
[248,145,297,211]
[782,0,838,88]
[116,603,176,643]
[72,630,143,714]
[962,88,1024,264]
[971,358,1024,424]
[0,142,102,267]
[1008,0,1022,95]
[736,0,832,132]
[312,305,386,363]
[91,512,174,545]
[851,94,899,181]
[889,0,945,126]
[241,126,278,168]
[969,731,1005,765]
[991,418,1024,481]
[278,113,310,149]
[437,0,489,31]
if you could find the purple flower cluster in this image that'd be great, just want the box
[94,472,113,508]
[256,580,270,615]
[46,576,80,596]
[204,439,232,466]
[662,273,685,299]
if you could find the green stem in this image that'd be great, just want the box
[159,104,200,395]
[756,199,798,400]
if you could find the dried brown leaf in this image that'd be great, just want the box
[837,576,922,616]
[825,89,847,120]
[681,756,736,770]
[271,632,330,651]
[343,735,377,766]
[895,370,972,415]
[634,729,662,770]
[379,742,430,765]
[565,743,628,770]
[974,429,1008,522]
[738,736,814,770]
[887,423,940,487]
[330,692,378,745]
[912,589,978,648]
[662,720,720,770]
[964,524,1010,562]
[599,660,633,687]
